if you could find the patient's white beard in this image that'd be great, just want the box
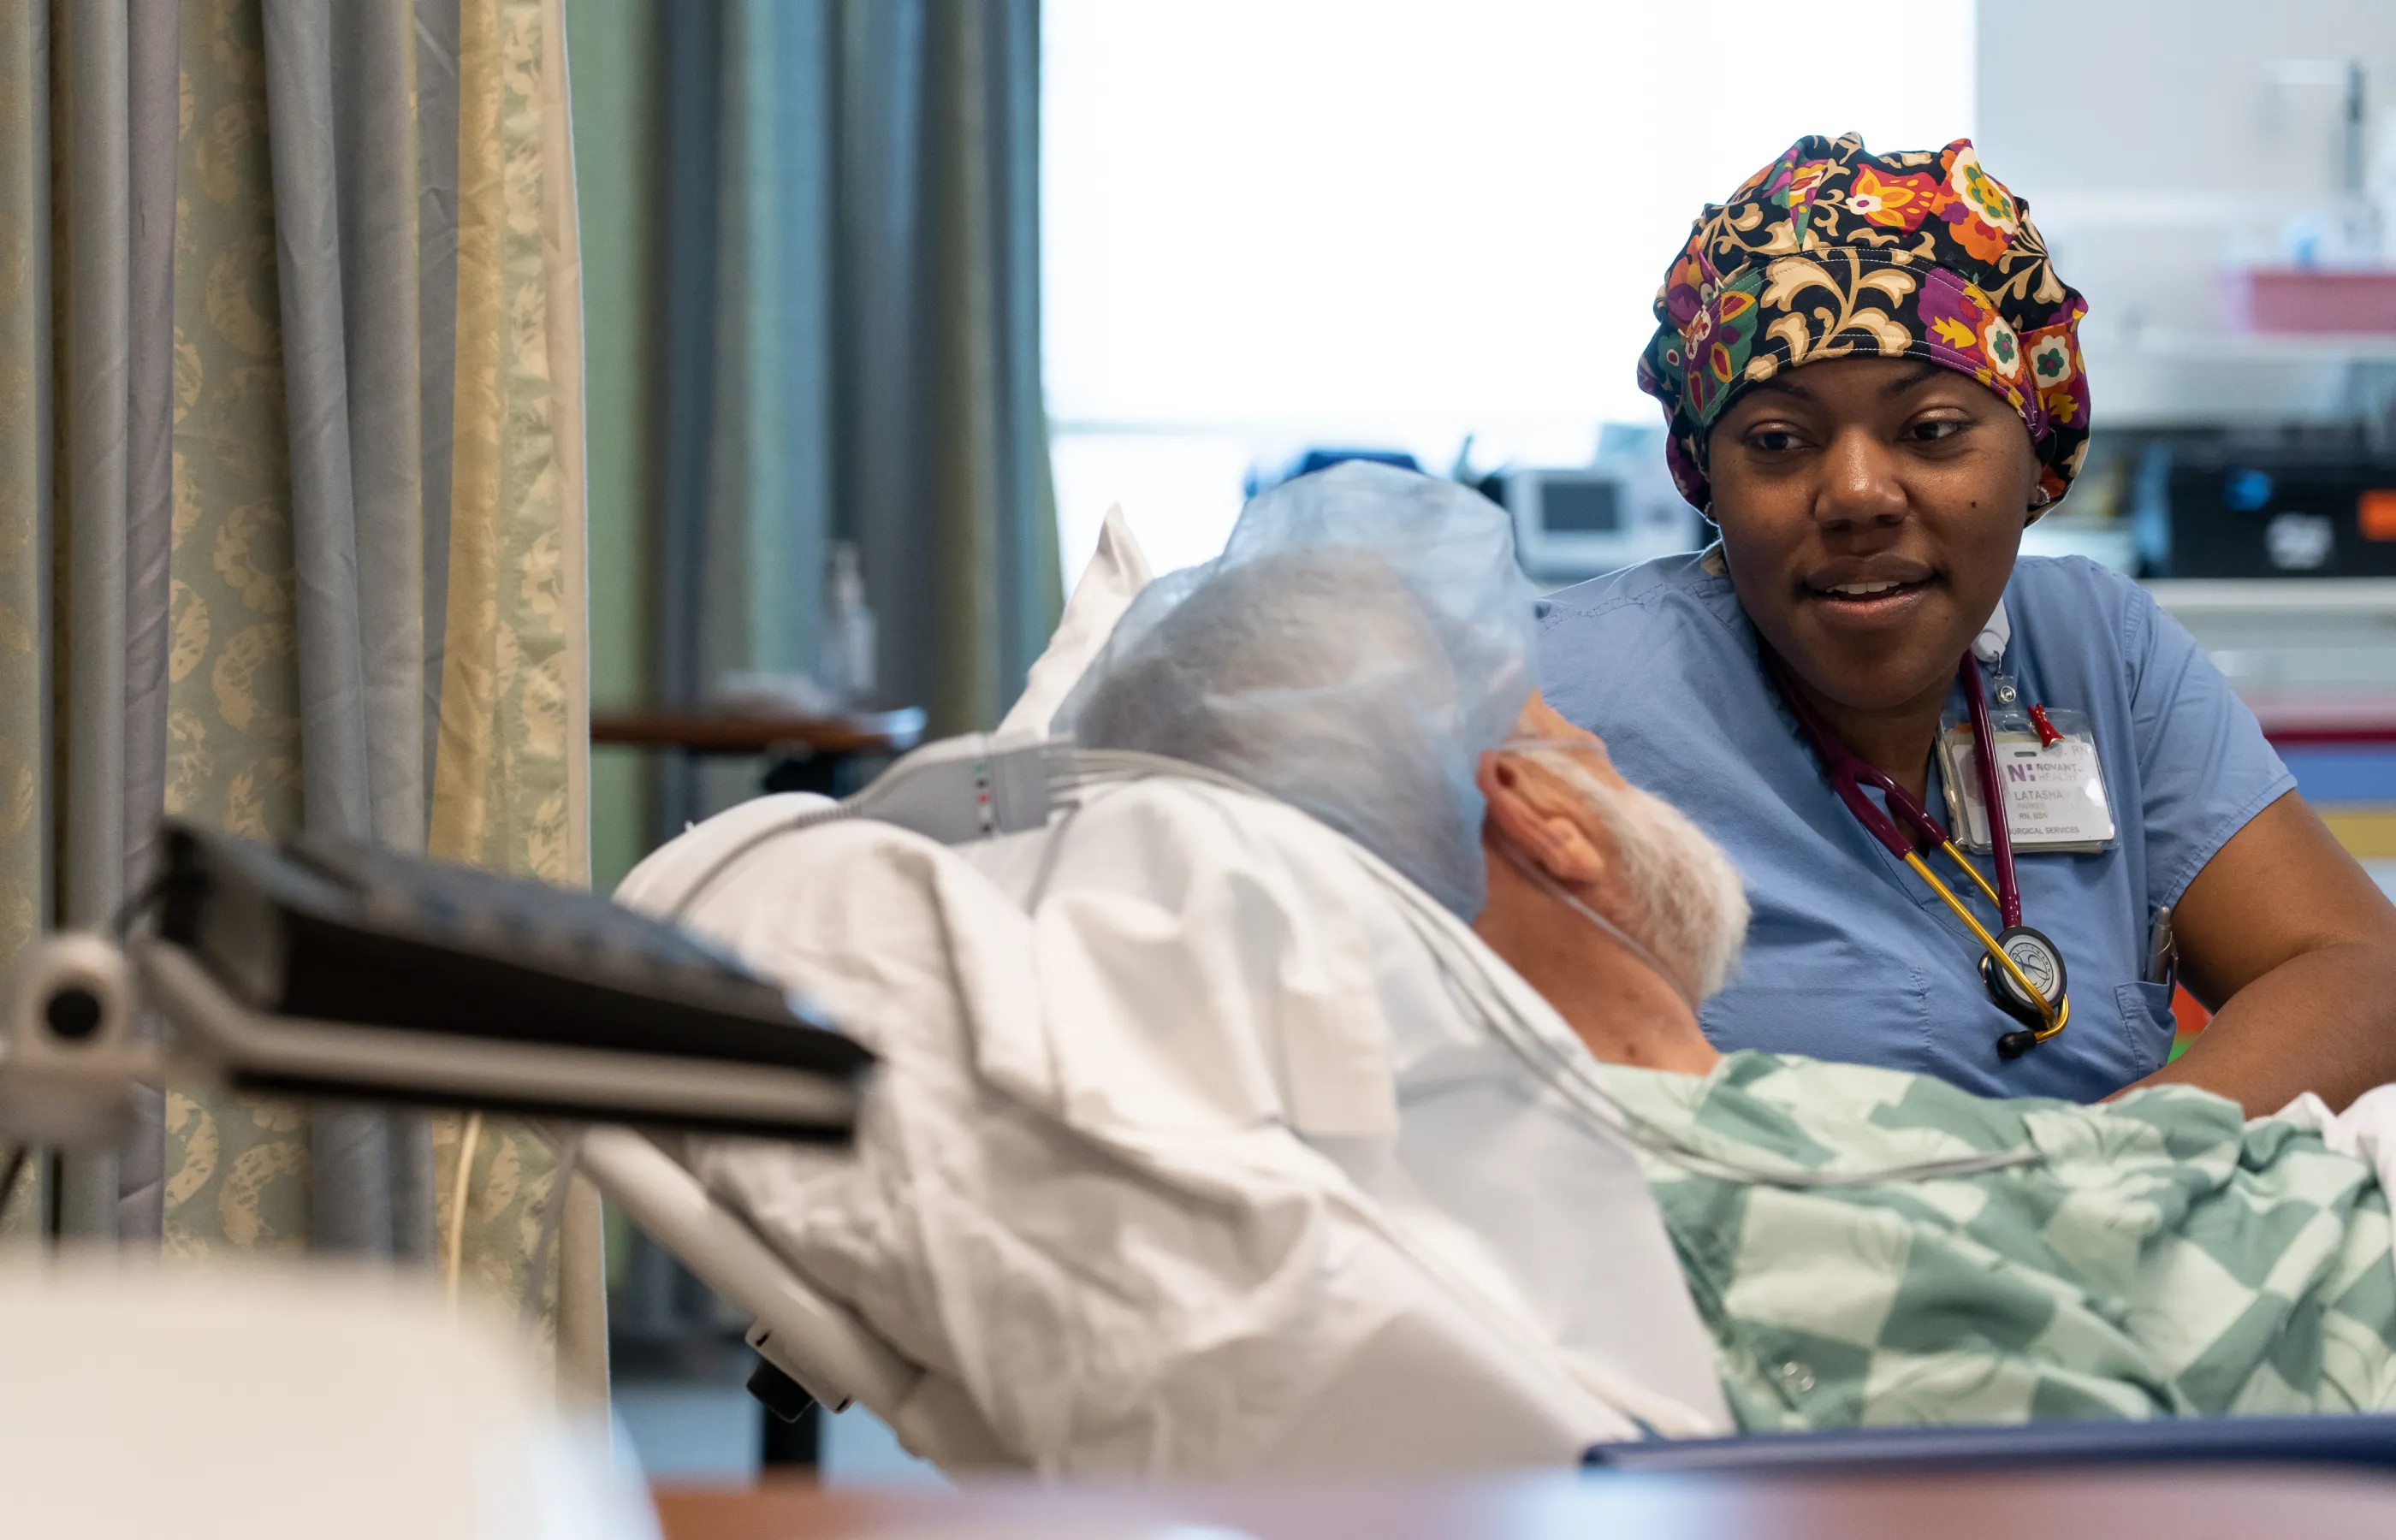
[1515,747,1751,1001]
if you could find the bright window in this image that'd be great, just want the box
[1042,0,1978,578]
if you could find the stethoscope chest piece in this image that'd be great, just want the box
[1986,924,2068,1057]
[1763,643,2073,1064]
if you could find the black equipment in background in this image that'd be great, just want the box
[2136,441,2396,578]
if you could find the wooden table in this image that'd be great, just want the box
[592,707,927,803]
[655,1466,2396,1540]
[590,708,927,758]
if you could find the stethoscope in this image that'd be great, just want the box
[1761,646,2069,1060]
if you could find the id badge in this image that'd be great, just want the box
[1937,706,2117,854]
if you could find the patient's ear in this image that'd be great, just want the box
[1476,752,1609,886]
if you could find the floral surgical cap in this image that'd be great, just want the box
[1637,133,2091,513]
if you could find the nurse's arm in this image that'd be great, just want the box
[2123,791,2396,1116]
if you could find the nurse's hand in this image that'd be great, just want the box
[2120,791,2396,1116]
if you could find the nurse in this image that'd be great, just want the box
[1540,134,2396,1111]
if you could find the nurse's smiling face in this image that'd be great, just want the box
[1704,357,2044,771]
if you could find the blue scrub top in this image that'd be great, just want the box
[1538,553,2295,1102]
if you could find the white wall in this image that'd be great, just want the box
[1977,0,2396,204]
[1975,1,2396,424]
[1043,0,1978,576]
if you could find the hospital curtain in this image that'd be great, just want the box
[840,0,1062,737]
[0,1,53,1249]
[0,0,604,1389]
[646,0,1060,782]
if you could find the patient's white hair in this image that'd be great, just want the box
[1059,462,1537,920]
[1509,742,1751,1001]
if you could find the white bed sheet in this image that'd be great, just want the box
[616,782,1727,1478]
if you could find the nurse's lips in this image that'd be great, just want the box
[1800,560,1937,624]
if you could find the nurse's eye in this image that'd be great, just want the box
[1905,416,1969,444]
[1744,426,1805,454]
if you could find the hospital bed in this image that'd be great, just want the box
[582,1121,2396,1479]
[12,808,2396,1484]
[578,1122,1015,1470]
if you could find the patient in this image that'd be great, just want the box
[1472,701,2396,1426]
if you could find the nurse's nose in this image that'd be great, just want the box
[1811,424,1908,531]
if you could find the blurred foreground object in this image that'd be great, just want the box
[0,1262,656,1540]
[646,1465,2396,1540]
[0,820,873,1146]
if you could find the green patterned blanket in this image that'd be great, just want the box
[1600,1051,2396,1430]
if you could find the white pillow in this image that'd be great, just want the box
[996,506,1154,737]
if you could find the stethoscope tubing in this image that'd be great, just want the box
[1959,649,2023,928]
[1761,645,2063,1042]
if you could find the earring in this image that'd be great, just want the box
[2030,488,2052,510]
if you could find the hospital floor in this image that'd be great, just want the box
[605,1230,942,1488]
[614,1381,944,1488]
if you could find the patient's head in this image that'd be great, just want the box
[1053,463,1740,1075]
[1065,545,1477,896]
[1058,462,1536,918]
[1473,696,1747,1073]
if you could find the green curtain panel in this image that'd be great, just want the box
[649,0,1059,765]
[0,0,47,1249]
[0,0,602,1390]
[570,0,1056,1348]
[831,0,1061,739]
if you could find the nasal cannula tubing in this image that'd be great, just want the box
[1358,855,2040,1189]
[663,739,2041,1189]
[1070,756,2042,1189]
[1491,836,1702,1013]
